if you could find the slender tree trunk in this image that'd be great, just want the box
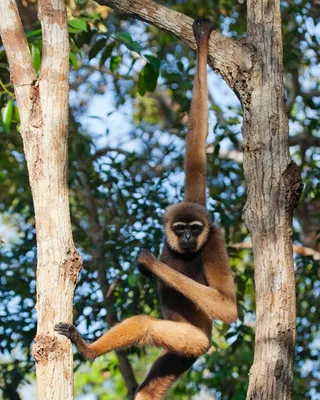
[0,1,82,399]
[243,0,302,398]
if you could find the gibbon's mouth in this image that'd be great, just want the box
[180,243,197,252]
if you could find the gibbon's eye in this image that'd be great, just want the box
[191,225,202,233]
[173,224,186,234]
[189,222,203,235]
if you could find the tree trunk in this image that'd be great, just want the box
[0,1,82,399]
[243,0,302,398]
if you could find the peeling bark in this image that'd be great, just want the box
[241,1,302,398]
[0,1,82,399]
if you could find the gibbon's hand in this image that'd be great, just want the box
[54,322,80,343]
[136,249,157,279]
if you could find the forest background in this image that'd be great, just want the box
[0,0,319,399]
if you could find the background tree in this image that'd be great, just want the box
[0,0,82,398]
[0,0,319,399]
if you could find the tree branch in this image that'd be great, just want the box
[231,242,320,260]
[0,0,35,86]
[288,133,320,148]
[0,0,36,125]
[95,0,253,89]
[90,146,131,161]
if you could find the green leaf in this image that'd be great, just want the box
[88,38,107,61]
[69,52,79,70]
[128,273,137,286]
[30,44,41,73]
[99,42,115,67]
[115,32,141,53]
[14,105,20,122]
[138,68,146,96]
[110,55,121,72]
[68,18,87,33]
[26,29,42,39]
[115,32,133,45]
[145,54,161,71]
[1,99,14,133]
[144,63,159,92]
[125,40,141,54]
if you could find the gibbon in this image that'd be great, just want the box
[55,18,237,400]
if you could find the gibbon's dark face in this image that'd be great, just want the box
[164,202,210,254]
[172,221,204,252]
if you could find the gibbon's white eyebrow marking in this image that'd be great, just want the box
[189,221,203,227]
[172,221,203,227]
[173,222,187,227]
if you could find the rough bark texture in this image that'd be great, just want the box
[242,0,303,398]
[0,1,82,399]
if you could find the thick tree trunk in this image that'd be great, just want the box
[243,0,302,398]
[0,1,82,399]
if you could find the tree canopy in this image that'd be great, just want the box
[0,1,319,399]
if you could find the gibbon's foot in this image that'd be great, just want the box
[136,249,156,279]
[192,18,214,42]
[54,322,79,343]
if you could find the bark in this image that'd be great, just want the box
[0,1,82,399]
[242,1,302,398]
[232,242,320,260]
[97,0,302,398]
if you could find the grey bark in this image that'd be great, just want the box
[0,1,82,399]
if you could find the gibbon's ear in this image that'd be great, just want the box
[184,18,213,206]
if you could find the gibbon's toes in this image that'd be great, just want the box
[54,322,78,342]
[192,18,214,41]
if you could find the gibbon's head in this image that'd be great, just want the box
[164,202,210,253]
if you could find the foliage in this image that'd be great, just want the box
[0,0,319,399]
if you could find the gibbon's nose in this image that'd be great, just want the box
[185,230,192,240]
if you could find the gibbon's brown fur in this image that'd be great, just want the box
[55,18,237,400]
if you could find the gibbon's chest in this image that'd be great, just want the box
[160,241,206,282]
[158,242,210,328]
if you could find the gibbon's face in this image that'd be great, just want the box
[164,202,210,254]
[172,221,206,252]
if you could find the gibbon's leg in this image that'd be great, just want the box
[137,250,237,324]
[184,18,213,205]
[55,316,209,360]
[135,352,196,400]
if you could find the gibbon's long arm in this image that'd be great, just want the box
[184,19,213,206]
[136,249,237,324]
